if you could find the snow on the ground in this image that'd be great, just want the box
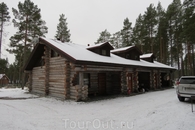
[0,87,38,98]
[0,87,195,130]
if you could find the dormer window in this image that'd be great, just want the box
[126,54,130,59]
[102,49,107,56]
[111,46,142,61]
[87,42,114,57]
[140,53,156,62]
[134,55,138,60]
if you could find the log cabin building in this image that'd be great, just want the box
[24,37,175,101]
[0,74,9,87]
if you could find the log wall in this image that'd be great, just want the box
[49,57,66,98]
[32,66,45,94]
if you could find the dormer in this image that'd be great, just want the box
[87,42,114,56]
[111,46,142,61]
[140,53,156,63]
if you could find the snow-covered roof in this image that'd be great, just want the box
[0,74,5,79]
[87,42,105,49]
[38,37,175,70]
[0,74,9,80]
[140,53,153,58]
[111,46,134,53]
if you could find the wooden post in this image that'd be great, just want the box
[158,71,162,89]
[133,68,138,92]
[44,46,50,95]
[79,72,84,86]
[24,71,32,92]
[150,70,153,90]
[28,71,32,92]
[120,70,127,94]
[153,71,156,90]
[64,61,71,99]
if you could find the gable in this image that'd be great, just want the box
[24,43,45,70]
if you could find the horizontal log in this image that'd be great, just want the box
[49,83,65,87]
[32,87,45,91]
[49,75,66,78]
[49,79,65,83]
[49,90,65,95]
[32,85,44,88]
[70,89,81,93]
[69,95,80,100]
[32,71,45,75]
[32,90,45,94]
[33,66,45,70]
[32,77,45,79]
[49,70,65,74]
[70,92,82,97]
[49,74,65,77]
[50,57,66,61]
[49,92,65,99]
[32,81,45,84]
[32,86,44,89]
[49,63,65,67]
[32,82,45,85]
[49,87,65,92]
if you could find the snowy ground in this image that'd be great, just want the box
[0,87,195,130]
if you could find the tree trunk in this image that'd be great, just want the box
[0,15,4,59]
[176,40,181,78]
[22,16,28,89]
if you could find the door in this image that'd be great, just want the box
[98,73,106,95]
[127,73,132,93]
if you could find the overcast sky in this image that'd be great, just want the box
[2,0,181,63]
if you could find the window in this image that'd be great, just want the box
[180,78,195,84]
[126,54,130,59]
[51,50,59,57]
[102,50,107,56]
[134,55,138,60]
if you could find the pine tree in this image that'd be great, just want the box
[132,14,146,52]
[0,58,8,74]
[143,4,158,53]
[166,0,183,67]
[182,0,195,75]
[121,18,133,47]
[110,31,122,48]
[155,2,168,63]
[7,0,48,88]
[95,29,111,44]
[0,2,10,58]
[55,14,71,42]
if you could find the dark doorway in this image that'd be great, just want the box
[111,73,121,94]
[138,72,150,91]
[98,73,106,95]
[161,73,170,87]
